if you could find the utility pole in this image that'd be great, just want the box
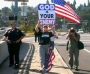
[63,18,65,25]
[46,0,49,4]
[15,0,18,26]
[88,0,89,6]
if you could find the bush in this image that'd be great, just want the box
[56,29,61,32]
[19,25,35,33]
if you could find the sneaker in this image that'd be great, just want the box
[39,69,46,73]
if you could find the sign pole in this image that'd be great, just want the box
[15,0,18,26]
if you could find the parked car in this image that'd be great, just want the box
[78,29,84,34]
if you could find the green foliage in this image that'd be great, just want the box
[19,25,35,33]
[1,1,90,32]
[0,24,2,27]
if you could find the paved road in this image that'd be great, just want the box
[55,34,90,74]
[0,30,5,39]
[0,27,9,39]
[22,34,90,74]
[0,27,25,40]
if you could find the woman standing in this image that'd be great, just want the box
[35,23,54,73]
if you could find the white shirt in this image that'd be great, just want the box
[49,30,58,41]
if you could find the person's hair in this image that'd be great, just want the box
[70,29,75,33]
[69,27,75,32]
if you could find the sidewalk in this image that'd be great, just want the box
[0,42,73,74]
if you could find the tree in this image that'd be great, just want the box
[2,7,11,15]
[84,3,87,7]
[77,4,83,11]
[73,0,76,9]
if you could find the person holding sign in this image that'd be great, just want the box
[35,21,54,73]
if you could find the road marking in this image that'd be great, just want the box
[84,49,90,53]
[55,42,90,44]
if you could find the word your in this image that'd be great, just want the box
[40,14,54,18]
[39,19,55,25]
[38,4,55,10]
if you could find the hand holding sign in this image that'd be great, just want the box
[35,20,40,28]
[37,20,40,25]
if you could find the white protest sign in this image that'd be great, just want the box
[38,4,56,25]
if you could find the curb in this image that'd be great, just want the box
[54,47,73,74]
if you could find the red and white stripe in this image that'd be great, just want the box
[55,4,80,24]
[46,46,55,72]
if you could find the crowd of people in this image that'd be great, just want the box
[34,22,81,73]
[3,21,81,73]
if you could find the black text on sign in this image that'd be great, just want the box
[38,4,55,25]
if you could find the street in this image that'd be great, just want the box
[55,33,90,74]
[22,33,90,74]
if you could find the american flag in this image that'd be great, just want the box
[43,43,55,72]
[51,0,80,24]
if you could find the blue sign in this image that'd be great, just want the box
[38,4,55,10]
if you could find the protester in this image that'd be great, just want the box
[49,25,58,50]
[33,28,39,42]
[66,28,80,71]
[3,22,25,69]
[33,27,41,42]
[35,22,54,73]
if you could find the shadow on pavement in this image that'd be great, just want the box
[27,69,59,74]
[73,69,90,74]
[79,69,90,72]
[16,43,35,74]
[0,42,35,74]
[48,72,59,74]
[74,72,89,74]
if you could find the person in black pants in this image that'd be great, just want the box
[3,23,25,69]
[33,27,41,42]
[35,32,39,42]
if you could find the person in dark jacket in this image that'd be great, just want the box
[33,27,41,42]
[3,22,25,69]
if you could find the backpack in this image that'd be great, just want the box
[78,41,84,50]
[76,33,84,50]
